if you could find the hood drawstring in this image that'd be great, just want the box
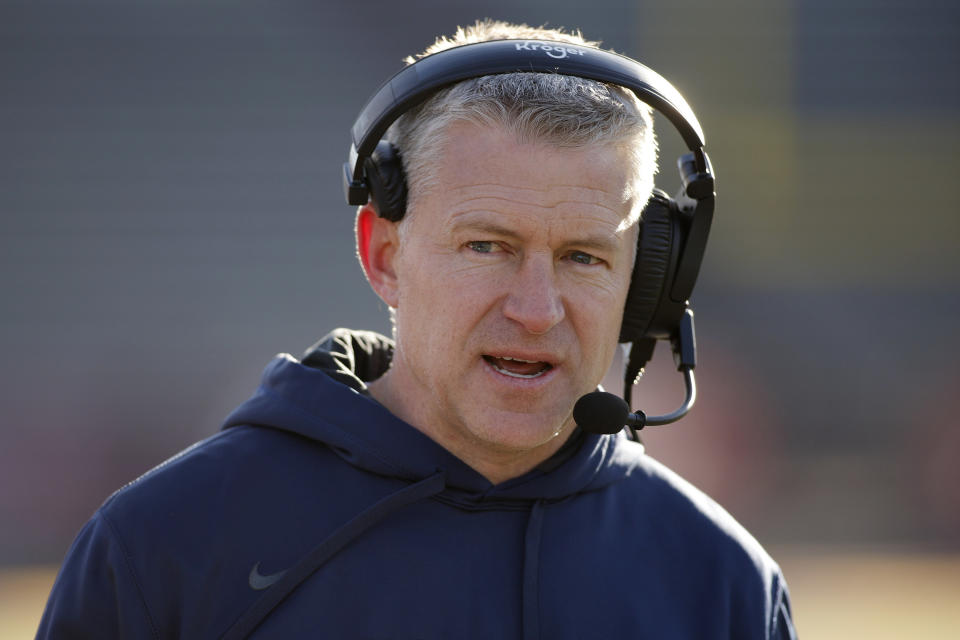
[222,471,447,640]
[522,499,547,640]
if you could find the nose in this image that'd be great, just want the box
[501,253,566,335]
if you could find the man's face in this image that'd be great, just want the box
[382,122,639,467]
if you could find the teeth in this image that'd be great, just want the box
[490,362,548,379]
[485,356,551,379]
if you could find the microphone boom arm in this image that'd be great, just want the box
[625,307,698,428]
[643,366,696,426]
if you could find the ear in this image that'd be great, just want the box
[356,204,400,308]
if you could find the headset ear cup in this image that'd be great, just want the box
[364,141,408,221]
[618,191,675,343]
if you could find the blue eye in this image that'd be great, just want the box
[569,251,600,265]
[466,241,497,253]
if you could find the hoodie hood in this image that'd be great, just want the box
[222,328,643,503]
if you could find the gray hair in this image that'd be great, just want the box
[389,20,658,228]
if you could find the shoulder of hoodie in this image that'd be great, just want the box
[606,440,784,581]
[96,423,330,528]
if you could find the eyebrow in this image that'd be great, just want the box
[450,219,523,242]
[449,218,622,254]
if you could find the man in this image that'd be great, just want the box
[38,21,796,639]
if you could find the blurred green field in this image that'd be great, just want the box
[4,550,959,638]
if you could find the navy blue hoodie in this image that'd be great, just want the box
[38,329,796,639]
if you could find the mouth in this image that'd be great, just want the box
[482,355,554,379]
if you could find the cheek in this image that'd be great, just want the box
[566,274,632,353]
[401,249,501,310]
[570,270,632,314]
[393,259,490,348]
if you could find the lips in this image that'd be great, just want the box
[483,355,554,379]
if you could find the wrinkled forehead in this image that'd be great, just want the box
[431,121,639,200]
[400,121,641,237]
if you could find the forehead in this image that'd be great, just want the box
[410,122,637,232]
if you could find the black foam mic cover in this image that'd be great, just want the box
[573,391,634,434]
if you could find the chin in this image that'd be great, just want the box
[470,409,572,452]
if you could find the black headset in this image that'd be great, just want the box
[343,39,715,421]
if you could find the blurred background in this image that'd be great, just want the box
[1,0,957,636]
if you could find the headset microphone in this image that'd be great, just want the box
[574,392,645,435]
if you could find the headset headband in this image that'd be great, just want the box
[343,39,708,206]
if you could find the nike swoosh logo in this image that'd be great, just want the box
[248,562,288,591]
